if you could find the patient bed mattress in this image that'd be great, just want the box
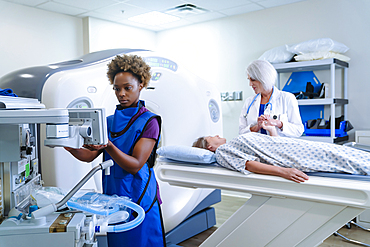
[307,172,370,181]
[156,159,370,247]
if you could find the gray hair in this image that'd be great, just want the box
[246,60,277,91]
[192,137,208,150]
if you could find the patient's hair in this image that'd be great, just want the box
[246,60,277,91]
[107,54,151,88]
[192,137,208,150]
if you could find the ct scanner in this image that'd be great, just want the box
[0,49,223,245]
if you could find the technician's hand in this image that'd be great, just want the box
[281,168,309,183]
[83,144,108,151]
[64,147,76,152]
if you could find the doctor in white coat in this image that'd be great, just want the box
[239,60,304,137]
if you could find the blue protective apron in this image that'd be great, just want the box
[103,100,165,247]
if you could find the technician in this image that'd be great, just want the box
[239,59,304,137]
[65,54,166,247]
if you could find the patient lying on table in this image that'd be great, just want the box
[193,123,370,183]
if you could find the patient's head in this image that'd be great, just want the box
[192,135,226,152]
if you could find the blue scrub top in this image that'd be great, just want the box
[259,104,267,135]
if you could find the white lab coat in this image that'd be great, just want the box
[239,86,304,137]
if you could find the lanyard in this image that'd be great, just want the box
[244,87,274,118]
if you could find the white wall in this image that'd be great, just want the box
[157,0,370,141]
[84,17,156,53]
[0,0,83,77]
[0,1,156,79]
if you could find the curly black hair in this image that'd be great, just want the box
[107,54,151,88]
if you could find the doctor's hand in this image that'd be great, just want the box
[260,115,283,130]
[250,118,263,132]
[280,168,309,183]
[253,115,268,131]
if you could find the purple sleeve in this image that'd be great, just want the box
[142,118,160,140]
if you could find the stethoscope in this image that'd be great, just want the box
[243,87,275,119]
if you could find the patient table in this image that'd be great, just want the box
[156,159,370,247]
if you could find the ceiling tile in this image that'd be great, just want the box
[78,11,122,22]
[184,11,226,23]
[95,2,147,18]
[124,0,185,11]
[5,0,308,31]
[37,1,87,15]
[219,3,264,16]
[53,0,117,11]
[258,0,305,8]
[183,0,254,11]
[8,0,49,7]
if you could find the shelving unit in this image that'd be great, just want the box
[273,58,349,143]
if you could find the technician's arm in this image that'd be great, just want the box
[64,147,102,162]
[245,160,309,183]
[104,138,156,175]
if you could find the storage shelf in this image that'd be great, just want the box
[273,58,349,73]
[298,98,348,106]
[274,58,349,143]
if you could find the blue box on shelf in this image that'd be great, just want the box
[304,120,348,137]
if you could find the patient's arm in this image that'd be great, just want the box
[261,121,278,136]
[245,160,309,183]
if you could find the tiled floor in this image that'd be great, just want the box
[179,194,370,247]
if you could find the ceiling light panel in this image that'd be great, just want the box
[117,19,165,31]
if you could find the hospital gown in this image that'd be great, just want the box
[215,132,370,175]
